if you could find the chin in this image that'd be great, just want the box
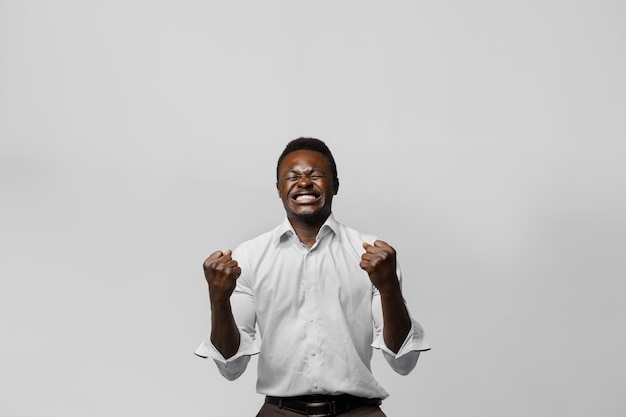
[293,209,327,223]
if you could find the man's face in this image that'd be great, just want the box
[276,149,339,223]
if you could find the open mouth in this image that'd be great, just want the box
[291,193,320,203]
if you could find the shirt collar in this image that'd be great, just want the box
[272,213,339,246]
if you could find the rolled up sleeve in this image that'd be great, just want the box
[371,318,430,375]
[194,328,260,381]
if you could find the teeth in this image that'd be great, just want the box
[295,194,316,201]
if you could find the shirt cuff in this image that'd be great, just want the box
[371,319,430,376]
[371,318,431,358]
[194,329,260,380]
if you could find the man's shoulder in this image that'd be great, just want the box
[233,223,283,255]
[335,220,378,246]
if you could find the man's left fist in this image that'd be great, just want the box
[360,240,400,293]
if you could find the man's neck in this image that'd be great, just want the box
[288,213,331,248]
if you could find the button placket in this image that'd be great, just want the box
[301,248,323,390]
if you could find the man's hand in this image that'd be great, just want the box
[360,240,400,294]
[203,250,241,303]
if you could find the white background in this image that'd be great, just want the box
[1,1,625,416]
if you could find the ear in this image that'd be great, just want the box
[334,177,340,195]
[276,182,281,197]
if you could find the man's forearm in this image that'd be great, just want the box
[210,300,241,359]
[379,288,412,353]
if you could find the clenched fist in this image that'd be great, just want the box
[203,249,241,303]
[360,240,400,294]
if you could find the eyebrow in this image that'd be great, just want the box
[287,168,326,175]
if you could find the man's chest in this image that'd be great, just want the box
[251,247,373,317]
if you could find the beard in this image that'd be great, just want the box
[293,207,330,224]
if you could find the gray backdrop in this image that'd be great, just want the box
[1,1,625,416]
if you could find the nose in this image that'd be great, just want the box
[297,176,314,187]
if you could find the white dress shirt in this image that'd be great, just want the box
[195,214,430,399]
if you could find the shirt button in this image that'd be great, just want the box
[313,383,319,389]
[311,352,316,356]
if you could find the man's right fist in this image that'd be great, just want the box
[203,250,241,302]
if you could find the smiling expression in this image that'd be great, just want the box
[276,149,339,224]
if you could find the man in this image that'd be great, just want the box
[195,138,429,416]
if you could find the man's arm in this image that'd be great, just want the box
[361,241,411,352]
[203,249,241,359]
[378,284,412,353]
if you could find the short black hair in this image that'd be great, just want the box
[276,137,338,182]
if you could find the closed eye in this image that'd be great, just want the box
[285,174,328,182]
